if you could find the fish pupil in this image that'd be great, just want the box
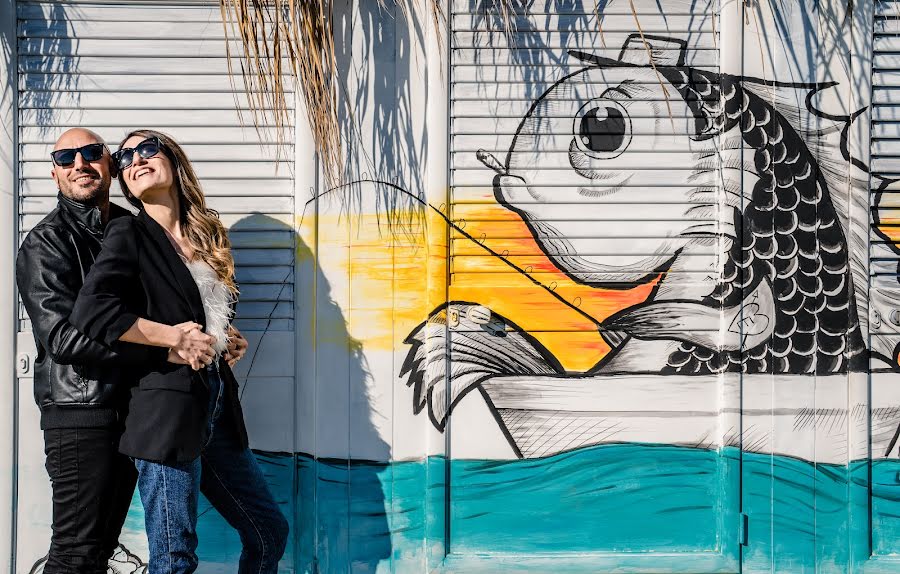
[580,106,627,153]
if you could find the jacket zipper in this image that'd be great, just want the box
[76,373,87,402]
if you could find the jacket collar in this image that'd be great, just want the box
[57,192,129,236]
[136,209,207,326]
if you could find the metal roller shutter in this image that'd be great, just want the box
[15,1,295,335]
[444,0,736,567]
[449,0,719,299]
[873,1,900,314]
[447,3,719,365]
[870,8,900,561]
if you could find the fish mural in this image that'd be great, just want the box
[402,33,900,463]
[13,1,900,572]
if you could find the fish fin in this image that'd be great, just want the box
[605,279,775,351]
[401,303,561,430]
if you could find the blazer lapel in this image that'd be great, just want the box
[136,209,207,326]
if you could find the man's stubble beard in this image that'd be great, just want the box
[59,177,110,205]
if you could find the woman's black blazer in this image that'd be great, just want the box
[71,208,249,464]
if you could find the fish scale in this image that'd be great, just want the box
[658,71,866,374]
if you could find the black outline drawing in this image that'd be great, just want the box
[400,32,896,460]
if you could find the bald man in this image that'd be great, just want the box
[15,129,173,573]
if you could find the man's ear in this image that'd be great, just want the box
[51,166,60,189]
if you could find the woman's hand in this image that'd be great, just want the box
[170,326,217,371]
[223,325,248,368]
[174,321,204,334]
[118,318,215,370]
[166,348,188,365]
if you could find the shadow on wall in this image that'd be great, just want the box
[17,3,82,132]
[467,0,575,100]
[748,0,854,85]
[355,1,427,198]
[332,0,430,231]
[28,213,395,574]
[462,0,721,103]
[230,213,393,573]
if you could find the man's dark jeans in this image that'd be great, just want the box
[42,426,137,574]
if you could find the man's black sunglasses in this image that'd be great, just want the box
[50,143,107,167]
[112,137,162,171]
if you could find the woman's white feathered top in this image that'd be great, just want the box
[182,258,235,356]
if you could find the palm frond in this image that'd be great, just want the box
[215,1,513,188]
[220,0,342,186]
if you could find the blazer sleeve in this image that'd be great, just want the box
[16,224,158,366]
[71,217,143,347]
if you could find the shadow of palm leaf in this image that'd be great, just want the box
[18,3,82,135]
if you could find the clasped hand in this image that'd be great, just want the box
[165,322,248,370]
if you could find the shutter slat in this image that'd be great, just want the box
[19,56,271,75]
[19,38,263,57]
[871,4,900,319]
[449,0,714,12]
[19,91,296,110]
[19,108,292,127]
[19,195,293,214]
[19,126,293,144]
[20,162,292,180]
[20,73,294,93]
[17,4,229,22]
[21,143,293,162]
[18,20,230,39]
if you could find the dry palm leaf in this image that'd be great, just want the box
[220,0,342,186]
[216,1,532,189]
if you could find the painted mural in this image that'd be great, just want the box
[387,0,899,571]
[401,30,894,466]
[12,0,900,573]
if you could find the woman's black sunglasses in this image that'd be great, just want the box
[50,143,107,167]
[112,137,162,171]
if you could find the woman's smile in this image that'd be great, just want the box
[132,166,154,179]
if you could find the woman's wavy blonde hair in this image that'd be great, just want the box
[117,129,238,297]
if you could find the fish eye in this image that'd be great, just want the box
[572,98,632,159]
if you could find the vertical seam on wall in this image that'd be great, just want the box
[312,130,319,574]
[346,4,354,572]
[312,144,320,574]
[443,0,452,561]
[291,56,301,574]
[864,0,875,561]
[738,1,746,571]
[9,0,19,570]
[389,2,397,570]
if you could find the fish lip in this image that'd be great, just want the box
[579,251,681,296]
[493,172,543,202]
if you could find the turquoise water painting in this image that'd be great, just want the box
[115,444,900,573]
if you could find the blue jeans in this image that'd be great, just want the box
[134,366,289,574]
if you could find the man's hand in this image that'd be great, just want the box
[223,325,248,368]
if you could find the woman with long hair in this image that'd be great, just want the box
[71,130,289,574]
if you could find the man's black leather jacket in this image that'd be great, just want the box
[16,193,164,429]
